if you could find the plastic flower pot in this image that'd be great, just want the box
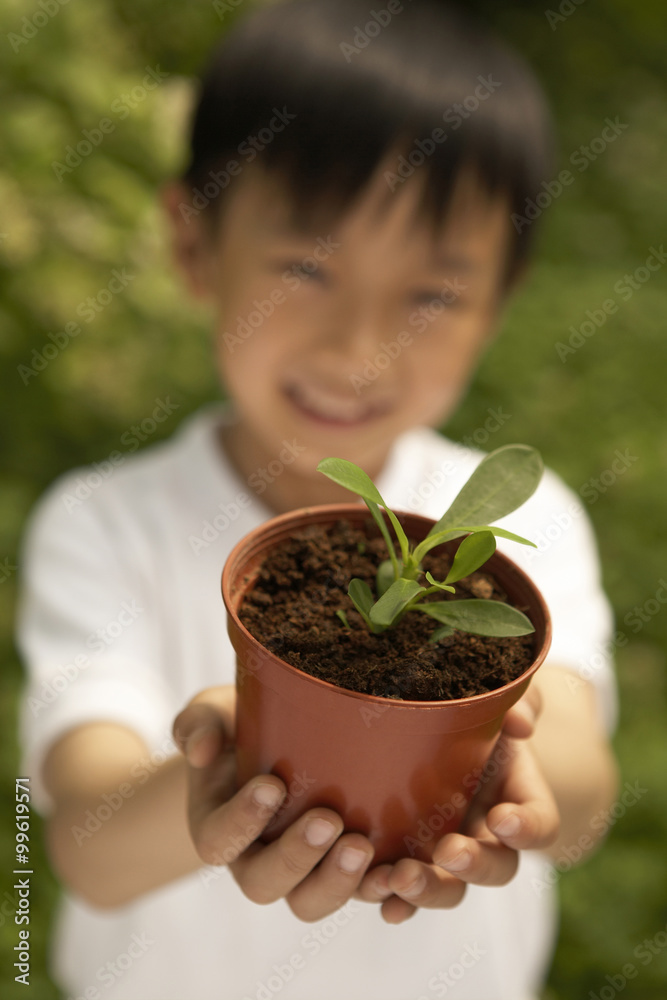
[222,504,551,865]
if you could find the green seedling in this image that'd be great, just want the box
[318,444,543,642]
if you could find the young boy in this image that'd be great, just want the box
[18,2,619,998]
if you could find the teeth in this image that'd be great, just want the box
[288,383,376,423]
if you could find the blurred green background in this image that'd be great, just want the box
[1,0,665,996]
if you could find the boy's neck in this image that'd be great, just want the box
[218,421,385,516]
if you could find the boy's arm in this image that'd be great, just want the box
[43,723,202,908]
[43,687,376,915]
[527,664,619,859]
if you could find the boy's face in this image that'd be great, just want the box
[169,160,515,498]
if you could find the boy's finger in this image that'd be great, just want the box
[356,864,395,903]
[486,744,560,851]
[286,832,375,921]
[488,799,559,852]
[386,858,467,910]
[188,775,287,867]
[502,685,543,739]
[433,832,518,886]
[379,896,418,924]
[229,808,347,906]
[173,703,229,767]
[172,685,236,756]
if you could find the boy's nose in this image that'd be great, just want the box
[317,307,390,374]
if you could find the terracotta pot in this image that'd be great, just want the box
[222,504,551,865]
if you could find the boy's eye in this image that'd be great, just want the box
[275,261,329,283]
[410,290,464,309]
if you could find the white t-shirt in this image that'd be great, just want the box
[17,404,617,1000]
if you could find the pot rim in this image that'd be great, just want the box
[222,503,552,709]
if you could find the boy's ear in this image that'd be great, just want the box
[161,181,216,300]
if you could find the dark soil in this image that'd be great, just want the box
[239,519,535,701]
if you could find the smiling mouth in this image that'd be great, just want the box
[284,383,392,427]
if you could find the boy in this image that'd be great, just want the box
[18,1,619,997]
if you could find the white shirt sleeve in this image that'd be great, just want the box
[496,467,619,735]
[16,472,179,815]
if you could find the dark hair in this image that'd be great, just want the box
[184,0,555,286]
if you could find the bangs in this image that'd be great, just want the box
[185,0,554,281]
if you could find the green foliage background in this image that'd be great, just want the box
[1,0,665,996]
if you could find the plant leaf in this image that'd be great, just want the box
[376,558,398,597]
[318,457,411,564]
[412,527,469,563]
[369,578,426,628]
[336,609,351,629]
[414,523,536,564]
[429,624,455,643]
[444,530,496,585]
[425,571,455,594]
[383,507,412,564]
[348,578,375,626]
[318,457,387,506]
[428,445,543,538]
[365,499,400,572]
[457,525,536,548]
[416,599,535,637]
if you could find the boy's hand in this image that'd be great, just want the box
[356,684,560,923]
[173,687,375,921]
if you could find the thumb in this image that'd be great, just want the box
[173,686,236,769]
[502,683,543,740]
